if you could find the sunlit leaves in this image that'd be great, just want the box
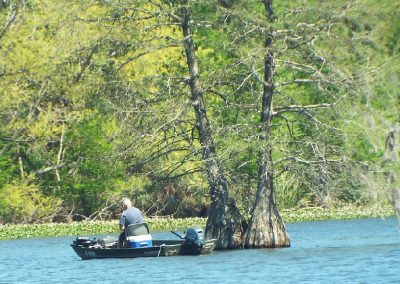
[0,175,61,223]
[0,0,398,224]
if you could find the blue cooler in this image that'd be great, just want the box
[127,234,153,248]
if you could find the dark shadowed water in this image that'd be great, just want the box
[0,217,399,284]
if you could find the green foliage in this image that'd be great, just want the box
[0,0,398,225]
[0,217,208,240]
[0,175,61,223]
[55,116,125,215]
[0,144,16,187]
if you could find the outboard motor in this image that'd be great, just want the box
[184,228,205,253]
[73,237,94,247]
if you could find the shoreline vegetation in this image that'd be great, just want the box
[0,205,394,240]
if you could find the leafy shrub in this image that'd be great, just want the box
[0,175,61,223]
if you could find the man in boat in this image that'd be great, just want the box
[118,198,144,248]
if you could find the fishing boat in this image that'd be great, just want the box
[71,224,217,260]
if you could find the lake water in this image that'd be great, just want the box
[0,217,399,284]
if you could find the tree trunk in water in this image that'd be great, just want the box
[385,126,400,221]
[179,4,244,249]
[244,0,290,248]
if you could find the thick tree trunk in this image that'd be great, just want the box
[244,0,290,248]
[179,4,244,249]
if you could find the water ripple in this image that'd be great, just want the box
[0,217,399,284]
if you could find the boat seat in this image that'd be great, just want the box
[126,223,150,237]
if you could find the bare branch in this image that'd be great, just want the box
[232,70,254,94]
[35,163,66,175]
[231,27,259,44]
[73,44,98,83]
[275,156,340,166]
[278,60,318,73]
[151,109,185,138]
[117,44,179,71]
[274,103,335,113]
[207,89,228,104]
[275,79,320,88]
[273,103,338,129]
[0,135,35,143]
[0,1,20,42]
[274,113,294,138]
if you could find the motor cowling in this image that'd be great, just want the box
[184,228,205,247]
[73,237,97,247]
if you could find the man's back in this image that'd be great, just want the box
[121,206,144,226]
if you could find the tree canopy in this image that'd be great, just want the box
[0,0,398,225]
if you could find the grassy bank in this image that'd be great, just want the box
[0,205,395,240]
